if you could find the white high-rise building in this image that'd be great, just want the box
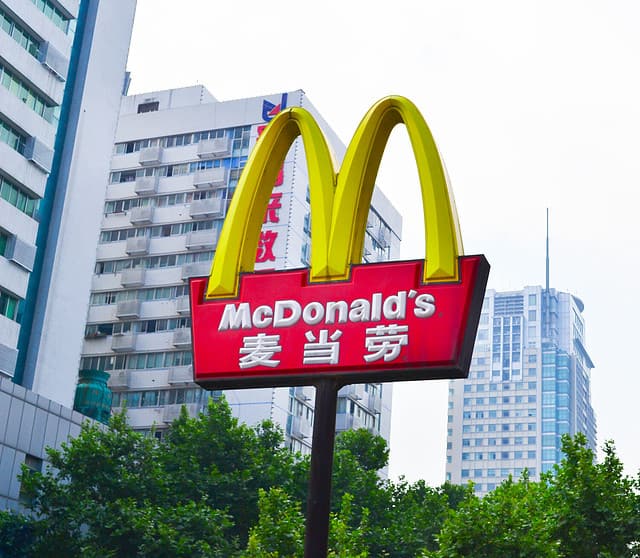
[446,286,596,495]
[0,0,136,509]
[80,86,402,453]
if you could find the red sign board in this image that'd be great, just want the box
[190,255,488,389]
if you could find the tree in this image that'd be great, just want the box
[431,435,640,558]
[20,410,235,557]
[160,399,305,545]
[243,488,305,558]
[243,488,369,557]
[367,479,464,557]
[0,510,37,557]
[547,433,640,558]
[432,474,559,558]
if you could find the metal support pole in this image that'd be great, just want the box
[303,379,340,558]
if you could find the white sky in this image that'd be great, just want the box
[127,0,640,485]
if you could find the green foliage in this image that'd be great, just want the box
[0,510,37,557]
[328,493,369,558]
[335,428,389,472]
[546,433,640,558]
[432,435,640,558]
[369,479,461,557]
[20,410,236,557]
[433,476,559,558]
[160,399,302,544]
[10,400,639,558]
[243,488,370,557]
[244,488,305,557]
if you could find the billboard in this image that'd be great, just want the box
[190,96,489,389]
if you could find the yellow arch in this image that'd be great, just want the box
[205,97,463,299]
[329,96,463,283]
[205,108,336,298]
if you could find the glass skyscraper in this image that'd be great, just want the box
[445,286,596,495]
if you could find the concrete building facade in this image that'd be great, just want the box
[0,0,135,509]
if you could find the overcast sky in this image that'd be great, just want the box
[126,0,640,485]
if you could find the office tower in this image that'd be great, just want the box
[79,86,401,454]
[0,0,135,509]
[445,286,597,495]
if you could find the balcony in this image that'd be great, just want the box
[120,268,146,287]
[182,262,210,281]
[108,371,131,389]
[4,234,36,272]
[38,41,68,80]
[368,393,382,413]
[168,365,193,385]
[290,416,312,439]
[294,386,311,402]
[129,206,154,225]
[176,296,191,315]
[115,300,141,319]
[335,413,365,432]
[185,229,217,249]
[197,137,231,158]
[189,198,223,218]
[339,384,363,401]
[125,236,150,255]
[163,403,199,423]
[134,175,158,195]
[111,333,136,352]
[173,328,192,347]
[139,146,163,166]
[193,167,227,188]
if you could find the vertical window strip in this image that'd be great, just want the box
[0,7,41,57]
[0,62,59,123]
[0,175,39,218]
[0,117,26,153]
[29,0,70,34]
[0,230,8,256]
[0,288,20,321]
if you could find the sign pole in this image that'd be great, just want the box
[304,379,341,558]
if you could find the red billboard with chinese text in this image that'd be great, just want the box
[191,256,488,389]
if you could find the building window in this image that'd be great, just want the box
[0,288,20,321]
[19,454,43,505]
[0,230,8,256]
[0,62,59,123]
[0,6,41,57]
[0,118,27,154]
[30,0,72,33]
[137,101,159,113]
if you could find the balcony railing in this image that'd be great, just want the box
[193,167,227,188]
[197,137,231,158]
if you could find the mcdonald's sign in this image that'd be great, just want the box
[190,96,489,389]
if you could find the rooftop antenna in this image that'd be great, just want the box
[543,208,550,340]
[546,208,550,294]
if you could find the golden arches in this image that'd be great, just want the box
[205,96,463,299]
